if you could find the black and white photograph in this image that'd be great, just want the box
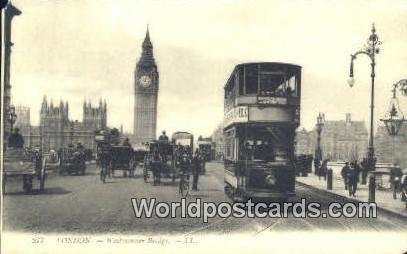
[1,0,407,253]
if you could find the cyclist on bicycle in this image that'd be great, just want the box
[179,152,191,178]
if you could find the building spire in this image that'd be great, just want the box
[139,25,155,65]
[143,25,152,49]
[41,95,48,114]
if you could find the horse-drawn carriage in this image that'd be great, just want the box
[143,141,177,183]
[59,147,86,175]
[3,148,58,193]
[95,128,144,182]
[143,131,194,185]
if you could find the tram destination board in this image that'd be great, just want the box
[224,106,249,127]
[257,96,287,105]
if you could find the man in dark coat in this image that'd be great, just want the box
[341,162,350,190]
[191,153,201,191]
[98,142,112,180]
[348,162,359,197]
[8,128,24,148]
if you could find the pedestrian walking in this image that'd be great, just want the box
[347,162,359,197]
[191,153,201,191]
[390,164,402,199]
[98,143,112,182]
[341,162,350,191]
[320,159,329,180]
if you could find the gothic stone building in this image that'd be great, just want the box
[133,28,159,144]
[38,97,107,152]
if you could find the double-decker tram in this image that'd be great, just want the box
[223,62,301,202]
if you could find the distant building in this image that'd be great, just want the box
[295,127,313,155]
[14,106,34,147]
[375,124,407,168]
[211,124,226,159]
[14,105,30,127]
[295,114,368,161]
[39,97,107,152]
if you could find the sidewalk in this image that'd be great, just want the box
[296,173,407,218]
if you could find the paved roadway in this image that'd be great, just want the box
[2,162,407,234]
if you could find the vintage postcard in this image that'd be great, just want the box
[1,0,407,253]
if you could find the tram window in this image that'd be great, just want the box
[240,139,275,162]
[259,73,286,97]
[238,67,244,95]
[287,75,297,97]
[245,65,258,94]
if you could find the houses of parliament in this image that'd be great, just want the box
[16,97,107,152]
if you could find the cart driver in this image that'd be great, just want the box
[159,131,169,143]
[8,128,24,148]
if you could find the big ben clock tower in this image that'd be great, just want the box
[133,28,159,143]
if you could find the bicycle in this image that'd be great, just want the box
[179,171,190,197]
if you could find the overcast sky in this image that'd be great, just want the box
[9,0,407,137]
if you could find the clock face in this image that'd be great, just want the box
[139,75,152,88]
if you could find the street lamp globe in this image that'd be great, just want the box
[381,97,405,136]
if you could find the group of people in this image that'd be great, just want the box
[341,161,361,197]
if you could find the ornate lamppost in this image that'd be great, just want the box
[348,24,381,172]
[314,112,324,175]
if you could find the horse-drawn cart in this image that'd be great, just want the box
[3,148,48,193]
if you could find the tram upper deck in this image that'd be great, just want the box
[224,62,301,129]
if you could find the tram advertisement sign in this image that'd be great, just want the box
[257,96,287,105]
[224,106,248,127]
